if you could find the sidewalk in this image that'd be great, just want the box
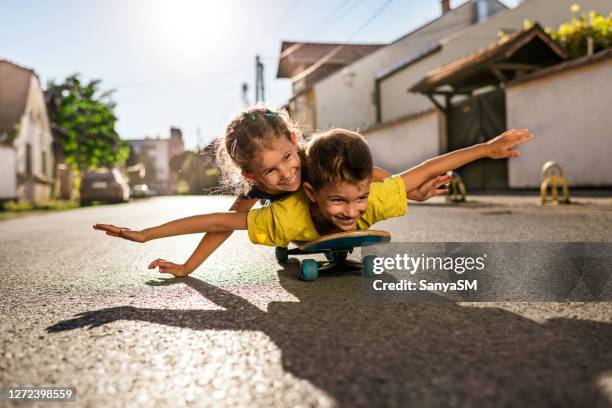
[413,193,612,209]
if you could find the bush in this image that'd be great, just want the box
[545,4,612,58]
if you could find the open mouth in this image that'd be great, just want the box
[279,171,300,187]
[334,216,357,227]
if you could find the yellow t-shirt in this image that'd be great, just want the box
[247,175,407,247]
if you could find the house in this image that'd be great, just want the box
[0,60,54,204]
[278,0,507,134]
[128,127,185,194]
[367,0,611,189]
[278,41,385,134]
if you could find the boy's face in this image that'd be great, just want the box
[303,178,371,232]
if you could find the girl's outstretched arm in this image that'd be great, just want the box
[398,129,534,193]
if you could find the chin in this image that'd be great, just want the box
[335,223,357,232]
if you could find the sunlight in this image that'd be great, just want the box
[146,0,236,60]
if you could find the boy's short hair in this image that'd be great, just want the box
[306,128,373,189]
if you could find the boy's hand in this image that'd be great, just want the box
[406,174,451,202]
[148,259,191,278]
[485,129,535,159]
[93,224,148,243]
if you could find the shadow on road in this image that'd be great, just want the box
[47,264,612,407]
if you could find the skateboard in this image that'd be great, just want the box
[275,230,391,282]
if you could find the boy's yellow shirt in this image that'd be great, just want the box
[247,175,407,247]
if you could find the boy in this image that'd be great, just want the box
[95,128,533,274]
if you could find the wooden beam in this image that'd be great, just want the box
[490,64,507,82]
[494,63,541,71]
[426,93,447,114]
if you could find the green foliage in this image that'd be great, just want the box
[545,5,612,58]
[46,74,129,171]
[1,199,79,213]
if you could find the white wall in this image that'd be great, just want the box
[364,110,443,174]
[313,0,493,131]
[0,145,17,199]
[379,0,612,123]
[12,75,54,203]
[13,75,54,179]
[506,56,612,188]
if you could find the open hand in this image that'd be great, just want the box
[148,259,191,278]
[93,224,148,243]
[407,174,451,202]
[485,129,535,159]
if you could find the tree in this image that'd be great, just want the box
[46,74,129,172]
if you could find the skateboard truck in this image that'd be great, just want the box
[274,230,391,282]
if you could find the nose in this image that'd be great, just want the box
[279,164,292,181]
[344,203,361,219]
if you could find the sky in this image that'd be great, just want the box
[1,0,519,149]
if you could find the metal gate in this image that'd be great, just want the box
[447,88,508,190]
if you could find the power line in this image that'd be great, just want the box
[306,0,356,36]
[292,0,395,83]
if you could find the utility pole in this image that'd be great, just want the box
[241,82,250,107]
[255,55,265,103]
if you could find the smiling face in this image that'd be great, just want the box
[303,178,371,232]
[243,133,302,194]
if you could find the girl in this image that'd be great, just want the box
[95,106,450,277]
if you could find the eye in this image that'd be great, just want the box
[283,152,292,160]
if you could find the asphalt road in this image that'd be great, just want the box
[1,196,612,407]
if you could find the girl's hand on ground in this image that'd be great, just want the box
[148,259,191,278]
[485,129,535,159]
[93,224,148,243]
[407,174,451,202]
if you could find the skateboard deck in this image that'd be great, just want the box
[295,230,391,252]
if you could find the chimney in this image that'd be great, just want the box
[441,0,451,14]
[170,127,182,140]
[476,0,489,22]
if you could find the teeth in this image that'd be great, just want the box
[282,174,297,185]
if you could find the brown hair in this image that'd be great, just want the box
[306,128,373,190]
[216,105,303,195]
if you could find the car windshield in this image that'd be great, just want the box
[84,172,114,182]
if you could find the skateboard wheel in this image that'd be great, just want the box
[325,251,348,262]
[275,246,289,263]
[300,259,319,282]
[362,255,376,277]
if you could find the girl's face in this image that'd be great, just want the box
[243,133,302,194]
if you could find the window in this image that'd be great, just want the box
[42,151,47,176]
[26,144,32,175]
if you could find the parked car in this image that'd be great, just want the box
[130,183,151,198]
[80,168,130,206]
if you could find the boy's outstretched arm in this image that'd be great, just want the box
[374,166,450,201]
[148,196,258,277]
[94,210,249,243]
[398,129,534,193]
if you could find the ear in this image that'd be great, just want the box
[290,132,298,147]
[241,171,258,183]
[302,181,318,203]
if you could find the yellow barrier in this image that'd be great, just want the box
[446,171,467,203]
[540,161,570,204]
